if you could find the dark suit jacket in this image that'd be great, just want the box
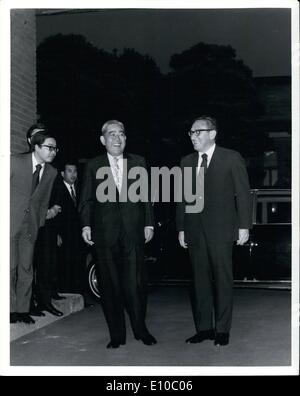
[10,153,57,242]
[53,177,82,242]
[79,153,154,247]
[176,146,252,244]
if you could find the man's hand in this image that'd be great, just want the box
[144,227,154,243]
[46,205,62,219]
[178,231,188,249]
[82,226,94,246]
[237,229,249,245]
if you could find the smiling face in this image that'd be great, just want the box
[190,119,216,153]
[100,123,126,156]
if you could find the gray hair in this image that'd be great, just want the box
[193,116,218,132]
[101,120,125,135]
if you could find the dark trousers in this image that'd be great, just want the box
[95,236,148,343]
[58,234,85,294]
[33,225,58,306]
[188,232,233,333]
[10,221,35,313]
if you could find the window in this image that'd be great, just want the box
[255,194,291,224]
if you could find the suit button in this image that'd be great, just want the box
[24,208,29,213]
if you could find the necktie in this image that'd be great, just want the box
[200,153,208,174]
[31,164,42,194]
[70,185,77,205]
[113,157,121,192]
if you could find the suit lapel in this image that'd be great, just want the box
[206,146,221,177]
[23,154,34,196]
[62,182,75,205]
[31,163,50,198]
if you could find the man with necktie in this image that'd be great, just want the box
[55,161,92,307]
[79,120,156,348]
[176,116,252,346]
[10,124,58,324]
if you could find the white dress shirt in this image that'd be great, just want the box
[32,152,45,180]
[63,181,76,199]
[197,143,216,173]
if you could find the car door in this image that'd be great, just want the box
[233,189,291,283]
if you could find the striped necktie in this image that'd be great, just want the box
[113,157,121,192]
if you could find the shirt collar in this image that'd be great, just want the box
[198,143,216,161]
[107,152,123,163]
[32,152,45,171]
[63,180,75,190]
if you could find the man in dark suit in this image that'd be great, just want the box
[10,124,58,324]
[32,186,64,317]
[79,120,156,348]
[56,161,91,306]
[176,116,252,346]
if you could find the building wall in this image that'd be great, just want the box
[11,10,36,153]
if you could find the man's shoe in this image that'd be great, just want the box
[10,312,19,323]
[51,293,66,301]
[135,333,157,346]
[39,303,63,317]
[186,330,215,344]
[18,313,35,324]
[214,333,229,346]
[106,341,122,349]
[30,307,46,317]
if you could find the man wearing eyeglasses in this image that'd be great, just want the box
[176,116,252,346]
[10,124,59,324]
[79,120,156,349]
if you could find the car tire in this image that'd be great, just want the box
[87,260,101,300]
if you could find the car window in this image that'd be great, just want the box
[255,194,291,224]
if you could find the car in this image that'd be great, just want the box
[86,189,291,299]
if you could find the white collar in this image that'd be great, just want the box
[63,180,75,190]
[200,143,216,157]
[32,152,45,171]
[107,152,123,163]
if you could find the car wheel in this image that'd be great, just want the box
[87,261,101,300]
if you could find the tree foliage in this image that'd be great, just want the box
[37,35,265,176]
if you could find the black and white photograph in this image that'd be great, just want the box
[0,0,299,377]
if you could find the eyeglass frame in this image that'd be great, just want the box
[39,144,59,153]
[188,129,214,137]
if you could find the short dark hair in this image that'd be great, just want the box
[193,116,218,132]
[27,123,55,152]
[60,160,78,172]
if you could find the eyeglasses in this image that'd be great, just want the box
[188,129,214,137]
[39,145,59,153]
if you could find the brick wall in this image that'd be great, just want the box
[11,9,36,153]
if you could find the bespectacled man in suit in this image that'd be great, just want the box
[10,124,59,324]
[79,120,156,348]
[176,116,252,346]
